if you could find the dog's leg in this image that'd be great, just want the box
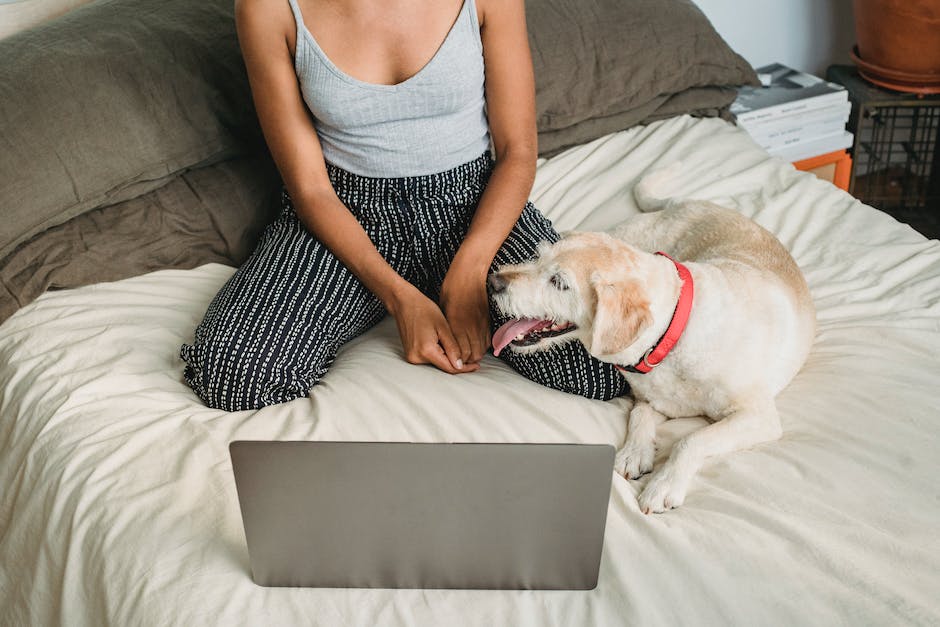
[615,402,666,479]
[637,397,782,514]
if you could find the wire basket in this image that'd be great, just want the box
[851,103,940,211]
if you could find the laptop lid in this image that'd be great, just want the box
[229,441,614,590]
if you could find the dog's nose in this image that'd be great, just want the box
[487,273,507,294]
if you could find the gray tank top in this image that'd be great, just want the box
[287,0,491,178]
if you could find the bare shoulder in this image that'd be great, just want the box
[235,0,287,21]
[474,0,526,27]
[235,0,294,47]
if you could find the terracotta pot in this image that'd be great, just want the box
[853,0,940,91]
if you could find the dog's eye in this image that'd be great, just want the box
[550,274,569,290]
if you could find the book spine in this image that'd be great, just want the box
[751,119,849,149]
[768,130,854,162]
[739,101,851,135]
[736,91,848,124]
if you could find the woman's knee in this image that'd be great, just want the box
[180,337,330,411]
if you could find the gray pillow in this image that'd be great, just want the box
[0,156,281,324]
[527,0,758,155]
[0,0,262,261]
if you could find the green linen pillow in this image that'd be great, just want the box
[527,0,758,155]
[0,0,262,260]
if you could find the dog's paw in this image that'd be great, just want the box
[637,469,689,514]
[614,441,655,479]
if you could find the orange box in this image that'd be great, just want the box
[793,149,852,191]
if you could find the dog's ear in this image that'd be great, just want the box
[590,276,652,357]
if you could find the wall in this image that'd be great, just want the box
[694,0,857,77]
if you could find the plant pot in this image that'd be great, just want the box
[852,0,940,93]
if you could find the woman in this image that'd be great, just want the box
[180,0,628,411]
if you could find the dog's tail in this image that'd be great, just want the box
[633,162,683,213]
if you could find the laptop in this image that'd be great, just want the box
[229,441,615,590]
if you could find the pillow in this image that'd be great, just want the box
[0,0,94,41]
[527,0,758,155]
[0,0,262,261]
[0,156,281,324]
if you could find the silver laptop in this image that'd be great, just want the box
[229,441,614,590]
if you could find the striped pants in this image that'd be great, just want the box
[180,153,629,411]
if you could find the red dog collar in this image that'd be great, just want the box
[615,252,693,375]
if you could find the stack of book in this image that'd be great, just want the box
[732,63,853,163]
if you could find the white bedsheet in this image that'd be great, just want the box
[1,115,939,626]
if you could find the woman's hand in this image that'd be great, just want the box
[388,285,479,375]
[440,261,492,366]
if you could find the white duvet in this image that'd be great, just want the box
[2,116,939,626]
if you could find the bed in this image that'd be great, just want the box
[2,1,940,626]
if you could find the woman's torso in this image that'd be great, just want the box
[286,0,491,178]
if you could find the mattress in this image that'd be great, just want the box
[1,115,939,626]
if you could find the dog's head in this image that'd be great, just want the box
[490,232,653,359]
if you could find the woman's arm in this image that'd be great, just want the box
[441,0,538,363]
[235,0,472,374]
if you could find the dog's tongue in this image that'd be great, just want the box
[492,318,549,357]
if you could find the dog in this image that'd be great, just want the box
[488,166,816,513]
